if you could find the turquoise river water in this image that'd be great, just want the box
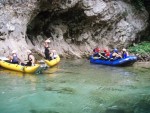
[0,59,150,113]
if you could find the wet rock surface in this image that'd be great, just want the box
[136,53,150,62]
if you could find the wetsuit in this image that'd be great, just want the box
[45,47,52,60]
[26,53,32,66]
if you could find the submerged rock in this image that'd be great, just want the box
[105,106,125,113]
[30,109,59,113]
[105,94,150,113]
[134,96,150,113]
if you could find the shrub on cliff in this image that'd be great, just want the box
[129,41,150,54]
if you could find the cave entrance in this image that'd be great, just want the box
[26,5,87,45]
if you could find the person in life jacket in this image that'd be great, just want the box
[103,49,110,59]
[110,48,122,60]
[93,46,101,57]
[25,50,35,66]
[121,48,128,58]
[9,50,19,64]
[44,38,52,60]
[93,47,107,59]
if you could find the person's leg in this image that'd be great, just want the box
[11,62,19,64]
[25,62,32,66]
[21,63,25,66]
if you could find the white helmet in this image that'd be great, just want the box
[122,48,126,52]
[12,50,17,54]
[45,39,51,43]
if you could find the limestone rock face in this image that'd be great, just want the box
[0,0,149,59]
[0,0,39,59]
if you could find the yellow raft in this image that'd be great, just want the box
[0,61,40,73]
[45,55,60,67]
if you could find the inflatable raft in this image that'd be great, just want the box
[0,60,40,73]
[90,56,137,66]
[45,55,60,67]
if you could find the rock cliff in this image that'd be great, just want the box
[0,0,149,59]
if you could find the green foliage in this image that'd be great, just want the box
[128,42,150,54]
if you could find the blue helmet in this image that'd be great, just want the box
[113,48,118,53]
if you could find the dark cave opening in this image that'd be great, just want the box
[26,4,89,45]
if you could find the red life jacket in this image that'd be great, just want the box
[93,47,100,53]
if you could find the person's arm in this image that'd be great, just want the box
[99,53,107,59]
[112,53,115,57]
[126,52,129,56]
[7,55,13,62]
[117,53,122,58]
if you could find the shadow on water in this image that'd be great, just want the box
[44,86,76,94]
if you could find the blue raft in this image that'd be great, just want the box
[90,56,137,66]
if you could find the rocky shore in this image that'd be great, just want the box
[136,53,150,62]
